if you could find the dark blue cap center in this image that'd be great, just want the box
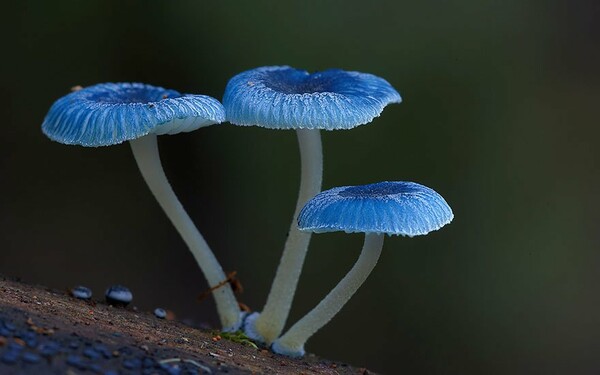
[338,182,422,198]
[261,69,336,95]
[80,84,181,104]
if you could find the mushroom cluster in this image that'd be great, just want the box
[223,66,402,344]
[41,67,453,357]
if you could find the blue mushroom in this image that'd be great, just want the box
[223,66,401,343]
[42,83,224,146]
[42,83,242,331]
[224,66,402,130]
[271,181,453,357]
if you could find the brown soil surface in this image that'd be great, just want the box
[0,275,375,374]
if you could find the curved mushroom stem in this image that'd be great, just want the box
[245,129,323,343]
[129,134,242,331]
[271,233,384,357]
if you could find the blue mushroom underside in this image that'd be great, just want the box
[223,66,402,130]
[298,181,453,236]
[42,83,225,147]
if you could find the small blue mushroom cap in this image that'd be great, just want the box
[153,308,167,319]
[223,66,401,130]
[70,286,92,300]
[298,181,453,237]
[42,82,226,147]
[105,285,133,306]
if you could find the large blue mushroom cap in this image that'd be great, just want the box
[223,66,401,130]
[298,181,453,236]
[42,82,226,147]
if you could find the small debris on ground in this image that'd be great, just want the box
[0,275,373,374]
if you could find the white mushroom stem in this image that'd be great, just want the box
[129,134,242,331]
[271,233,384,357]
[247,129,323,343]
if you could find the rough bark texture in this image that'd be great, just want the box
[0,276,374,374]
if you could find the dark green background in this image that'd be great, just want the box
[1,1,598,373]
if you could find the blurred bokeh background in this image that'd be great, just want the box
[1,1,599,374]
